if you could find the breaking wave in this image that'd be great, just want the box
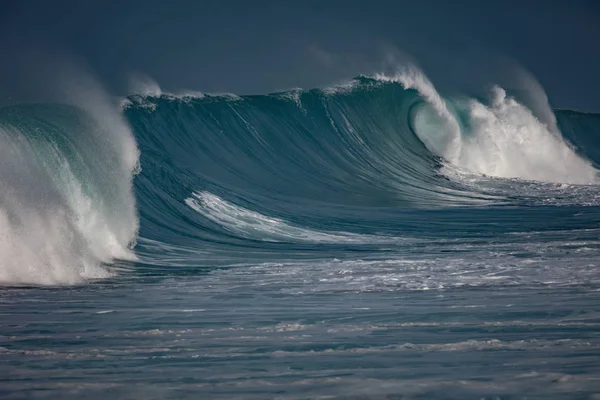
[3,65,600,285]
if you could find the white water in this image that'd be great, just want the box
[0,80,139,285]
[186,191,404,244]
[458,86,597,184]
[379,67,598,184]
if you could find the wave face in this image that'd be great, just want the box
[117,71,600,273]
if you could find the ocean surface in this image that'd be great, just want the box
[1,70,600,399]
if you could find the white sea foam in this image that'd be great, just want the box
[458,86,597,184]
[0,76,139,286]
[376,67,598,184]
[214,244,600,293]
[185,191,402,244]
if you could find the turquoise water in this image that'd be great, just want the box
[1,76,600,398]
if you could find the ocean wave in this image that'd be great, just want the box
[3,65,600,285]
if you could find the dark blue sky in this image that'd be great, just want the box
[1,0,600,111]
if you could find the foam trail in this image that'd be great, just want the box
[186,192,401,243]
[0,79,139,285]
